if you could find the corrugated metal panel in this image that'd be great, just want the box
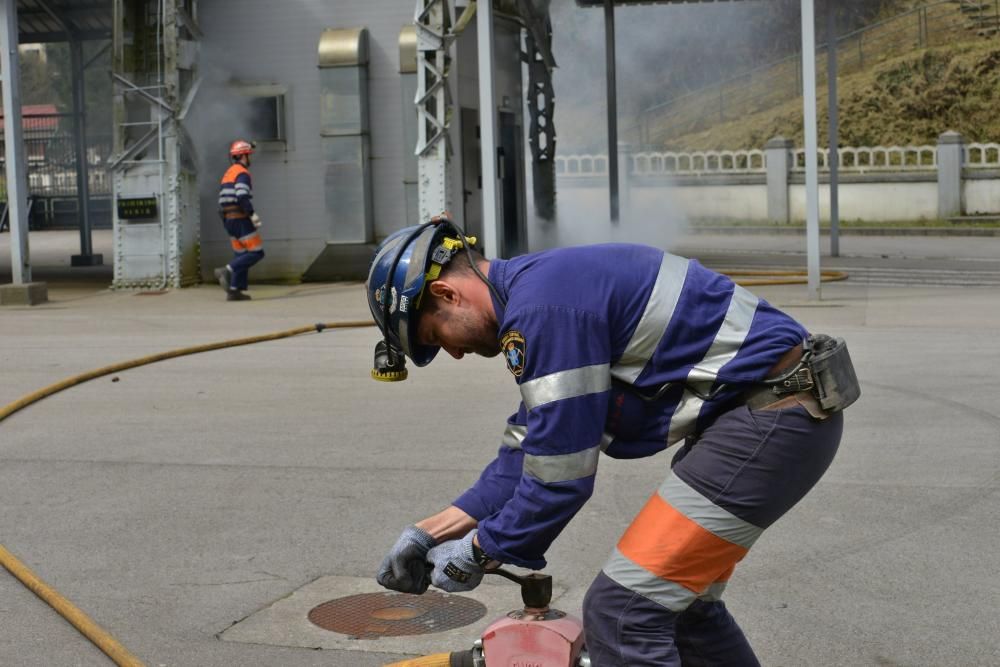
[15,0,112,43]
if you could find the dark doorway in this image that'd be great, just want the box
[498,110,526,257]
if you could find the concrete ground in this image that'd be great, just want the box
[1,230,999,666]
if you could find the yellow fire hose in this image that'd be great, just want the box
[720,268,849,286]
[383,654,454,667]
[0,320,374,666]
[1,268,849,665]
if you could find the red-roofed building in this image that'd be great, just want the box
[0,104,60,161]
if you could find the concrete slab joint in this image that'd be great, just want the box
[0,282,49,306]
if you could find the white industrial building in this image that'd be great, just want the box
[3,0,835,302]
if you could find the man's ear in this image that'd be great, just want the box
[428,280,460,304]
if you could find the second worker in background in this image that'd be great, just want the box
[215,139,264,301]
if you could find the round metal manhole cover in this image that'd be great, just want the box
[307,591,488,639]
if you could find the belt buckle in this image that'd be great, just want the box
[779,366,814,393]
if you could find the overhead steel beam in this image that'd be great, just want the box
[11,29,108,42]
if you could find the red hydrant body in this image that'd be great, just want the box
[481,607,585,667]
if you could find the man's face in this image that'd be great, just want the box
[416,297,500,360]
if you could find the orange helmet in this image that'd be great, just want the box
[229,139,256,157]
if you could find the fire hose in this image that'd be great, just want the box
[0,320,374,666]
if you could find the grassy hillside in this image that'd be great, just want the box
[667,40,1000,150]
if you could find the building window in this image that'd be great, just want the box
[230,83,291,149]
[248,95,285,143]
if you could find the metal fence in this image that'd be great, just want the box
[638,0,1000,147]
[0,112,113,230]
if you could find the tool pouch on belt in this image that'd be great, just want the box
[770,334,861,413]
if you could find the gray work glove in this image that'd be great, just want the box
[426,530,485,593]
[250,213,262,228]
[376,526,437,594]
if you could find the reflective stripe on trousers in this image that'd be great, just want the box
[584,402,843,666]
[223,217,264,291]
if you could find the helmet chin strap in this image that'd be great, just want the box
[371,217,506,382]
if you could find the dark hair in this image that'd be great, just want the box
[439,244,482,278]
[418,244,484,315]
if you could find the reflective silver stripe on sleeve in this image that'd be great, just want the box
[502,423,527,450]
[612,253,690,384]
[523,445,600,483]
[520,363,611,412]
[599,432,615,452]
[667,285,759,444]
[602,547,697,612]
[659,472,763,549]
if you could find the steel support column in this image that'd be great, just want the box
[1,0,31,283]
[604,0,619,222]
[524,16,556,221]
[826,4,840,258]
[476,0,500,258]
[801,0,821,298]
[70,38,102,265]
[414,0,454,226]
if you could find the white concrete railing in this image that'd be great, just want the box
[556,142,1000,178]
[555,149,766,177]
[631,150,766,175]
[792,145,937,171]
[964,142,1000,169]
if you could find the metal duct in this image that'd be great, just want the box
[318,26,373,243]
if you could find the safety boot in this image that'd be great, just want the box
[226,290,252,302]
[213,266,232,293]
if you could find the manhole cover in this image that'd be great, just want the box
[307,590,488,639]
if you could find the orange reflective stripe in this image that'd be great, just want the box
[239,232,263,251]
[220,163,249,184]
[714,563,735,584]
[230,237,244,252]
[617,493,748,593]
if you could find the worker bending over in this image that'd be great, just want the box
[367,216,860,666]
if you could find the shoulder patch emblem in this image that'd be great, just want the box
[501,330,526,378]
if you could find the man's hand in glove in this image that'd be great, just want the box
[250,213,262,228]
[376,526,437,594]
[426,529,490,593]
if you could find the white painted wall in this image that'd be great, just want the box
[670,183,768,221]
[193,0,413,280]
[556,177,1000,224]
[790,181,938,221]
[965,179,1000,216]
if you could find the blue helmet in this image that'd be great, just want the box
[366,218,471,374]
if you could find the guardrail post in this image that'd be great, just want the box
[937,130,964,219]
[766,136,794,224]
